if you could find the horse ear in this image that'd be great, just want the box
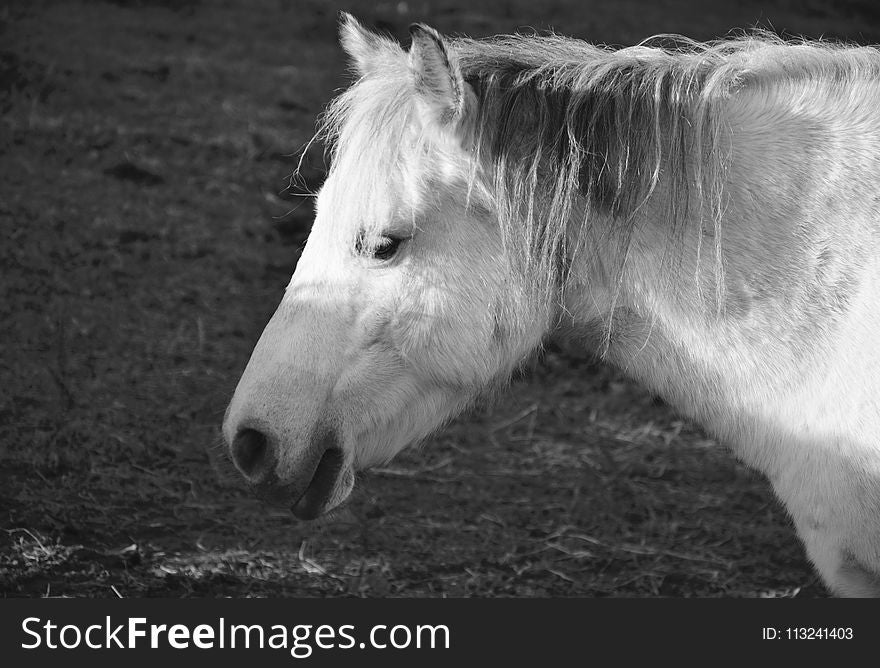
[339,12,390,77]
[408,23,474,134]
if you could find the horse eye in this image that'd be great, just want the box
[373,235,402,261]
[355,233,403,261]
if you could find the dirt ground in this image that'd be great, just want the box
[3,0,879,598]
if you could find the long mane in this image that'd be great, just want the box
[459,33,880,299]
[319,30,880,306]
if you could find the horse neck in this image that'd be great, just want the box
[554,183,738,418]
[560,181,710,320]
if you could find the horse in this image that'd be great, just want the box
[222,13,880,597]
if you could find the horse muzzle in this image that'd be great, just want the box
[228,423,354,520]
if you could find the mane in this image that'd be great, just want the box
[318,29,880,314]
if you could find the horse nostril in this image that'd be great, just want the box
[231,428,273,482]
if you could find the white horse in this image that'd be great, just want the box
[223,14,880,597]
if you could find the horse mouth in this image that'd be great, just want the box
[290,447,353,520]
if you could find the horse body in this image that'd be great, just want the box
[557,73,880,595]
[223,15,880,595]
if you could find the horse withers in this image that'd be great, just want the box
[223,14,880,596]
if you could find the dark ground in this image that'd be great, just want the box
[2,0,878,598]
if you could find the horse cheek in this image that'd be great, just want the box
[390,299,494,390]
